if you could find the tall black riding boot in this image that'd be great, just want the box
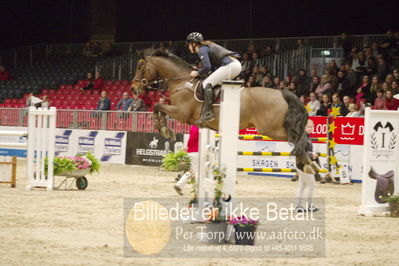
[196,84,215,126]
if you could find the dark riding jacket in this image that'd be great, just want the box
[197,43,238,76]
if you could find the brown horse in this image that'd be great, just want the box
[132,49,312,171]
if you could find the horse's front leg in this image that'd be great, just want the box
[153,103,181,139]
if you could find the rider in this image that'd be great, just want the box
[186,32,242,126]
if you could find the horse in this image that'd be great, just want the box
[131,49,312,172]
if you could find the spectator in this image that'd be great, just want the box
[309,76,320,93]
[91,41,103,57]
[287,82,297,95]
[346,103,361,117]
[340,33,353,62]
[340,95,351,116]
[128,92,146,111]
[166,41,176,54]
[306,92,321,116]
[315,74,332,97]
[358,75,371,102]
[297,39,306,49]
[393,68,399,82]
[374,90,386,110]
[385,74,394,87]
[370,75,381,95]
[352,52,368,74]
[41,95,50,109]
[0,65,11,80]
[344,63,357,95]
[116,92,133,111]
[25,92,41,107]
[371,42,380,56]
[101,42,115,56]
[316,94,331,116]
[380,30,396,59]
[240,53,254,79]
[273,77,281,88]
[245,75,257,87]
[246,43,256,55]
[260,65,270,77]
[82,42,93,57]
[382,81,390,92]
[299,95,306,105]
[327,60,340,75]
[251,65,263,85]
[82,71,104,91]
[310,68,318,79]
[96,91,111,110]
[261,75,275,88]
[330,93,344,116]
[336,71,349,96]
[278,81,287,90]
[391,81,399,94]
[252,52,262,66]
[366,56,378,76]
[294,69,309,96]
[263,45,274,57]
[139,90,152,109]
[385,90,399,110]
[377,57,389,81]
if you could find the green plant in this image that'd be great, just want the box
[85,152,100,174]
[208,167,228,223]
[380,193,399,203]
[161,150,191,171]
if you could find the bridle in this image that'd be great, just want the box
[132,58,193,93]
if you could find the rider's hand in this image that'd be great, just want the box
[190,71,199,78]
[312,152,318,159]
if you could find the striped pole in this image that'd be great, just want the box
[237,151,327,157]
[216,134,327,142]
[237,168,328,173]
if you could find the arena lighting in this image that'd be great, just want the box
[321,50,331,56]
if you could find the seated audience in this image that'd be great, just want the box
[96,91,111,110]
[261,75,275,88]
[346,103,361,117]
[374,90,386,110]
[128,92,146,111]
[315,74,332,97]
[316,94,331,116]
[306,92,321,116]
[116,92,133,111]
[82,72,104,91]
[385,90,399,110]
[0,65,11,80]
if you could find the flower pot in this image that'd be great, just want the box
[234,224,257,245]
[205,223,228,244]
[59,168,90,177]
[389,202,399,218]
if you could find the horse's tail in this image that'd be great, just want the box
[281,90,309,165]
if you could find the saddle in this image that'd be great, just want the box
[192,79,222,104]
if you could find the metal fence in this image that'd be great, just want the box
[95,53,138,80]
[0,34,388,71]
[0,108,191,134]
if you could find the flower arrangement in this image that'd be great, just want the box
[379,193,399,217]
[161,150,191,172]
[379,193,399,203]
[45,152,100,176]
[229,216,259,228]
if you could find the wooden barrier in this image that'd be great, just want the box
[0,156,16,188]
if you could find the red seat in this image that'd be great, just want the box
[48,89,56,95]
[66,85,73,90]
[111,85,118,90]
[114,80,122,85]
[59,84,66,90]
[42,89,49,94]
[105,80,113,86]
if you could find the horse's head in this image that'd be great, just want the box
[131,52,157,94]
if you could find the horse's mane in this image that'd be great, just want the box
[141,48,192,70]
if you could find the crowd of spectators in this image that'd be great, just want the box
[82,41,116,57]
[237,30,399,117]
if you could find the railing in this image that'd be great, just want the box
[0,34,387,72]
[96,53,138,80]
[0,108,191,134]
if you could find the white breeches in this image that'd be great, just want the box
[295,168,316,207]
[203,58,242,87]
